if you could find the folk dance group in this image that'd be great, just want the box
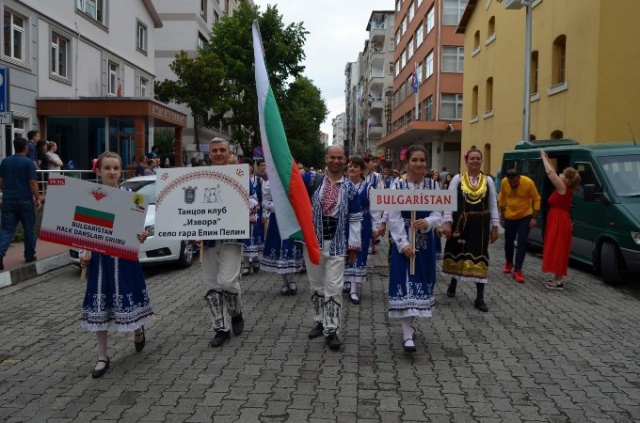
[79,139,502,379]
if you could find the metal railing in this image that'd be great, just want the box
[33,169,137,195]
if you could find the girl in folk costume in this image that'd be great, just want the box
[241,158,264,276]
[261,179,303,295]
[386,145,443,353]
[344,156,372,305]
[80,152,153,378]
[441,148,499,312]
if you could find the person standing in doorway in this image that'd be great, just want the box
[498,169,541,283]
[0,137,41,270]
[26,130,40,169]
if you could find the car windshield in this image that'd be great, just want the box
[599,154,640,197]
[121,180,157,205]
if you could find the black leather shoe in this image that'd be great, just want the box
[91,358,110,378]
[0,259,4,271]
[288,282,297,295]
[349,293,360,305]
[403,339,417,353]
[447,279,457,298]
[231,314,244,335]
[134,326,146,352]
[474,299,489,312]
[308,322,324,339]
[25,256,37,263]
[252,263,260,273]
[326,332,342,351]
[241,267,250,277]
[342,282,351,293]
[210,330,230,347]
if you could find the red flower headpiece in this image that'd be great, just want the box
[91,158,99,173]
[462,152,469,162]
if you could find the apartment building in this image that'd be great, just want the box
[377,0,467,172]
[1,0,187,168]
[344,59,360,156]
[153,0,250,163]
[332,112,345,147]
[457,0,640,175]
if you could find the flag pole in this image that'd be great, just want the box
[414,62,419,120]
[410,211,416,275]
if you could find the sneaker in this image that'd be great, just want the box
[308,322,324,339]
[513,270,525,283]
[502,262,514,273]
[210,330,230,348]
[326,332,342,351]
[231,314,244,335]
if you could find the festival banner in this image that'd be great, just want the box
[39,175,148,260]
[154,166,250,240]
[369,189,458,212]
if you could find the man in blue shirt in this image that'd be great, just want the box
[26,130,40,169]
[0,137,42,270]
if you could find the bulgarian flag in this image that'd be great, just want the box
[252,21,320,265]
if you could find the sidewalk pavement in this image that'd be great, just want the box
[0,239,71,289]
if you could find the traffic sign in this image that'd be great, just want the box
[0,67,7,113]
[0,112,12,124]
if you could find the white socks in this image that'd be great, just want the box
[401,317,415,346]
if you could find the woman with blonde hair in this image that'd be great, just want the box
[540,149,581,289]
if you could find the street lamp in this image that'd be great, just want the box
[504,0,533,142]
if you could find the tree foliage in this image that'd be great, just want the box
[155,0,328,166]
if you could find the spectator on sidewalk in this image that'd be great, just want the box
[498,168,541,283]
[46,142,64,171]
[26,130,40,169]
[135,155,147,176]
[0,137,42,270]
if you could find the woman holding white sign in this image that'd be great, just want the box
[80,152,153,378]
[441,147,499,312]
[386,145,442,353]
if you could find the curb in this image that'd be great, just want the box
[0,253,72,289]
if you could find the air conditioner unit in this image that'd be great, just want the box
[504,0,526,9]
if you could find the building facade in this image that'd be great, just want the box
[457,0,640,175]
[1,0,186,169]
[377,0,467,172]
[332,112,345,147]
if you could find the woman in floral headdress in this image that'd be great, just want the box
[441,147,499,312]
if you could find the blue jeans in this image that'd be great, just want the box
[0,200,37,260]
[503,215,532,271]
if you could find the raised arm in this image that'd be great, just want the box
[540,149,566,194]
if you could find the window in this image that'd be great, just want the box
[471,86,478,118]
[552,35,566,85]
[389,62,395,75]
[395,31,400,47]
[140,77,148,97]
[441,94,463,120]
[395,60,400,77]
[426,7,435,33]
[198,33,208,49]
[443,0,467,26]
[388,38,395,52]
[401,16,407,35]
[136,21,147,53]
[424,96,432,120]
[401,49,407,69]
[4,10,25,61]
[407,37,414,59]
[409,2,415,21]
[214,11,219,23]
[488,16,495,36]
[107,61,118,96]
[442,46,464,72]
[51,33,68,78]
[396,0,401,12]
[473,31,480,50]
[418,0,423,6]
[417,62,423,83]
[77,0,105,25]
[531,51,538,94]
[425,50,434,78]
[485,77,493,112]
[200,0,207,20]
[416,25,423,48]
[13,118,26,140]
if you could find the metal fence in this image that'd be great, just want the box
[34,169,137,195]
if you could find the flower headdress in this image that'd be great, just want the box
[399,148,408,162]
[462,152,469,162]
[91,158,99,173]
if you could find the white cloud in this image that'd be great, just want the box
[253,0,393,142]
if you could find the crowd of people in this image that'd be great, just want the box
[62,137,580,377]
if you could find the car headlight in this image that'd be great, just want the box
[631,231,640,245]
[145,225,155,236]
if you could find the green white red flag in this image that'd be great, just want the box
[252,21,320,264]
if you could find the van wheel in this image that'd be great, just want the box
[600,241,621,285]
[177,241,194,268]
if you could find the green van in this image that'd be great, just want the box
[500,139,640,284]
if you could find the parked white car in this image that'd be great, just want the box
[70,175,195,268]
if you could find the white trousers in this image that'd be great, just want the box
[304,242,345,334]
[202,243,242,332]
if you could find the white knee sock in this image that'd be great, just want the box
[401,317,415,343]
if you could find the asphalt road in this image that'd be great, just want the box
[1,238,639,422]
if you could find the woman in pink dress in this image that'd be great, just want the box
[540,149,581,289]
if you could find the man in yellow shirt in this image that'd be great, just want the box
[498,169,541,283]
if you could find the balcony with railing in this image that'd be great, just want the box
[367,13,389,43]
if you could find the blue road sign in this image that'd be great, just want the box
[0,67,8,113]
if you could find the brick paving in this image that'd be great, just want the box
[0,238,639,422]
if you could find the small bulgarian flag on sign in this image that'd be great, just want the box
[74,206,115,229]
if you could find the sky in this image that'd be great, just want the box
[252,0,394,143]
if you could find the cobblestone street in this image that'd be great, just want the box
[1,238,639,422]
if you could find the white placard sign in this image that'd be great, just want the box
[369,189,458,212]
[154,166,250,240]
[39,175,148,260]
